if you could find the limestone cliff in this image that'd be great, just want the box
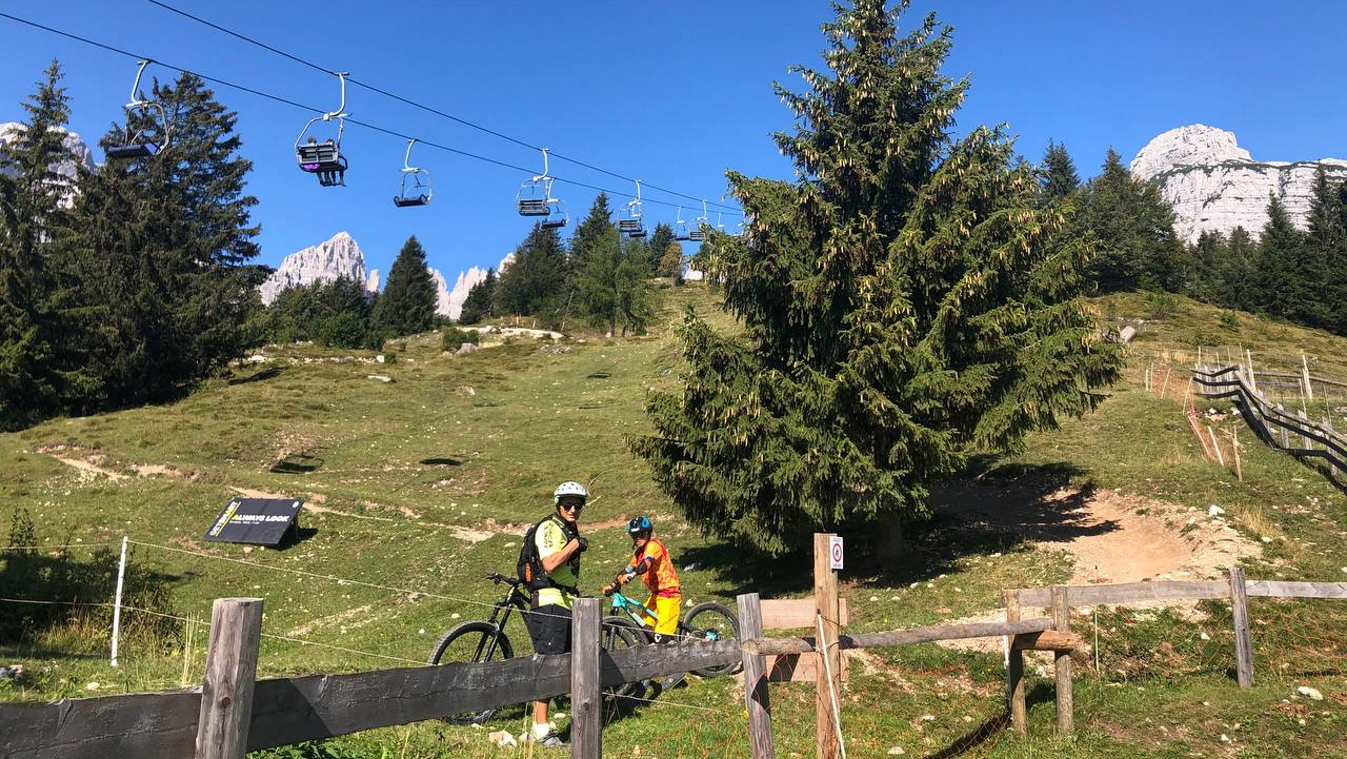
[1131,124,1347,244]
[259,231,370,305]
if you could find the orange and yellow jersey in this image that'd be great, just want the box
[623,538,681,598]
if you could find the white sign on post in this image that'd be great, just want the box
[829,535,844,570]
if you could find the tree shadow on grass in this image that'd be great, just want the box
[227,366,284,385]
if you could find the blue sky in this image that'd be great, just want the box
[2,1,1344,283]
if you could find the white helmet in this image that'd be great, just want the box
[553,481,589,503]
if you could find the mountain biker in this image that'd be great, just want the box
[524,480,588,746]
[602,516,682,644]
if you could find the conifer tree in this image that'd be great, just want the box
[1304,168,1347,334]
[493,223,568,326]
[631,1,1122,560]
[1213,227,1257,310]
[657,241,685,282]
[371,235,438,338]
[1081,149,1187,293]
[267,277,374,348]
[647,222,675,273]
[1039,140,1081,203]
[458,268,496,325]
[0,62,79,429]
[62,72,262,409]
[1250,194,1322,326]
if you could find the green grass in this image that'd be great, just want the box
[2,287,1346,757]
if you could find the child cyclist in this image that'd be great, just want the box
[602,516,682,643]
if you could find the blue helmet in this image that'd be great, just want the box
[627,515,652,535]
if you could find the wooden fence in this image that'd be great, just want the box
[1193,364,1347,486]
[0,596,739,759]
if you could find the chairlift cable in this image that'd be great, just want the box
[140,0,742,213]
[0,10,745,219]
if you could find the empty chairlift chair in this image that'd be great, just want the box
[106,60,169,160]
[517,147,567,228]
[618,180,647,238]
[296,72,351,187]
[393,139,432,207]
[688,200,710,242]
[672,207,692,241]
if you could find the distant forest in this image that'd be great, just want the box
[4,62,1347,432]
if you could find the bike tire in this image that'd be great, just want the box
[427,620,514,725]
[681,602,741,677]
[601,616,649,702]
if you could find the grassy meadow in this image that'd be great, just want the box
[2,283,1346,758]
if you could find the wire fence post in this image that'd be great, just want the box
[1051,586,1073,737]
[814,534,842,759]
[1230,568,1254,688]
[1003,589,1027,735]
[111,535,128,667]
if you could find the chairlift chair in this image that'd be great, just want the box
[688,200,710,242]
[296,72,351,187]
[107,60,168,160]
[618,179,647,237]
[393,139,432,207]
[672,207,692,241]
[540,198,569,229]
[517,148,567,227]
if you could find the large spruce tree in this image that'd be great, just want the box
[570,194,655,334]
[1038,140,1081,203]
[1304,168,1347,334]
[458,268,496,325]
[631,1,1122,560]
[371,235,437,338]
[0,62,80,429]
[1250,194,1322,327]
[63,72,262,409]
[1081,149,1187,293]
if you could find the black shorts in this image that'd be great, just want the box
[525,603,572,655]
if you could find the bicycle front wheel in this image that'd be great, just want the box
[681,602,740,677]
[427,620,514,724]
[601,616,648,702]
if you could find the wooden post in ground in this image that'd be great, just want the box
[570,597,602,759]
[196,598,263,759]
[737,593,776,759]
[1303,354,1314,402]
[1051,586,1073,737]
[1230,567,1254,688]
[1003,589,1027,735]
[814,534,842,759]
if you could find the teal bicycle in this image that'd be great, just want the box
[603,588,741,679]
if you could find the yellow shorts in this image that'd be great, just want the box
[642,595,682,638]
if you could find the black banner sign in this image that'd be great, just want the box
[203,497,303,547]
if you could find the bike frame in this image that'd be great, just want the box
[609,589,664,638]
[474,572,531,660]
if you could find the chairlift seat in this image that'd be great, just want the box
[627,228,648,238]
[393,194,429,208]
[297,143,343,171]
[518,198,552,216]
[688,230,706,242]
[617,219,643,233]
[541,216,567,229]
[106,142,159,160]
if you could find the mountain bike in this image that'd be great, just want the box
[604,589,741,678]
[426,572,643,724]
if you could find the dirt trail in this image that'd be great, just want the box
[929,477,1261,652]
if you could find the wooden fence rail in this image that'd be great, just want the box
[1193,365,1347,485]
[0,597,740,759]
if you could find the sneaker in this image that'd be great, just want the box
[535,732,566,748]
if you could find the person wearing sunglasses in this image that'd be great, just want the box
[522,480,589,746]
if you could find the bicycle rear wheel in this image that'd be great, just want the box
[601,617,649,703]
[681,602,741,677]
[427,620,514,724]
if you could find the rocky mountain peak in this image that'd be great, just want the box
[258,231,371,305]
[1131,124,1347,244]
[1129,124,1251,178]
[0,122,95,207]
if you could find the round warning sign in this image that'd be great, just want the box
[829,535,844,570]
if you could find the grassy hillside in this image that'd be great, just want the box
[2,285,1345,758]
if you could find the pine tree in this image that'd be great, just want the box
[267,277,374,348]
[657,241,685,282]
[1039,140,1081,203]
[0,62,86,428]
[1250,194,1322,327]
[494,223,569,326]
[371,235,438,338]
[458,268,496,325]
[1081,149,1187,293]
[1304,167,1347,334]
[647,223,675,273]
[62,72,263,409]
[630,1,1122,560]
[1188,230,1228,304]
[1214,227,1257,310]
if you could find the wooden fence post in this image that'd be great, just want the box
[1230,567,1254,688]
[1003,590,1027,735]
[738,593,776,759]
[814,534,842,759]
[196,598,263,759]
[1051,587,1073,737]
[571,597,602,759]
